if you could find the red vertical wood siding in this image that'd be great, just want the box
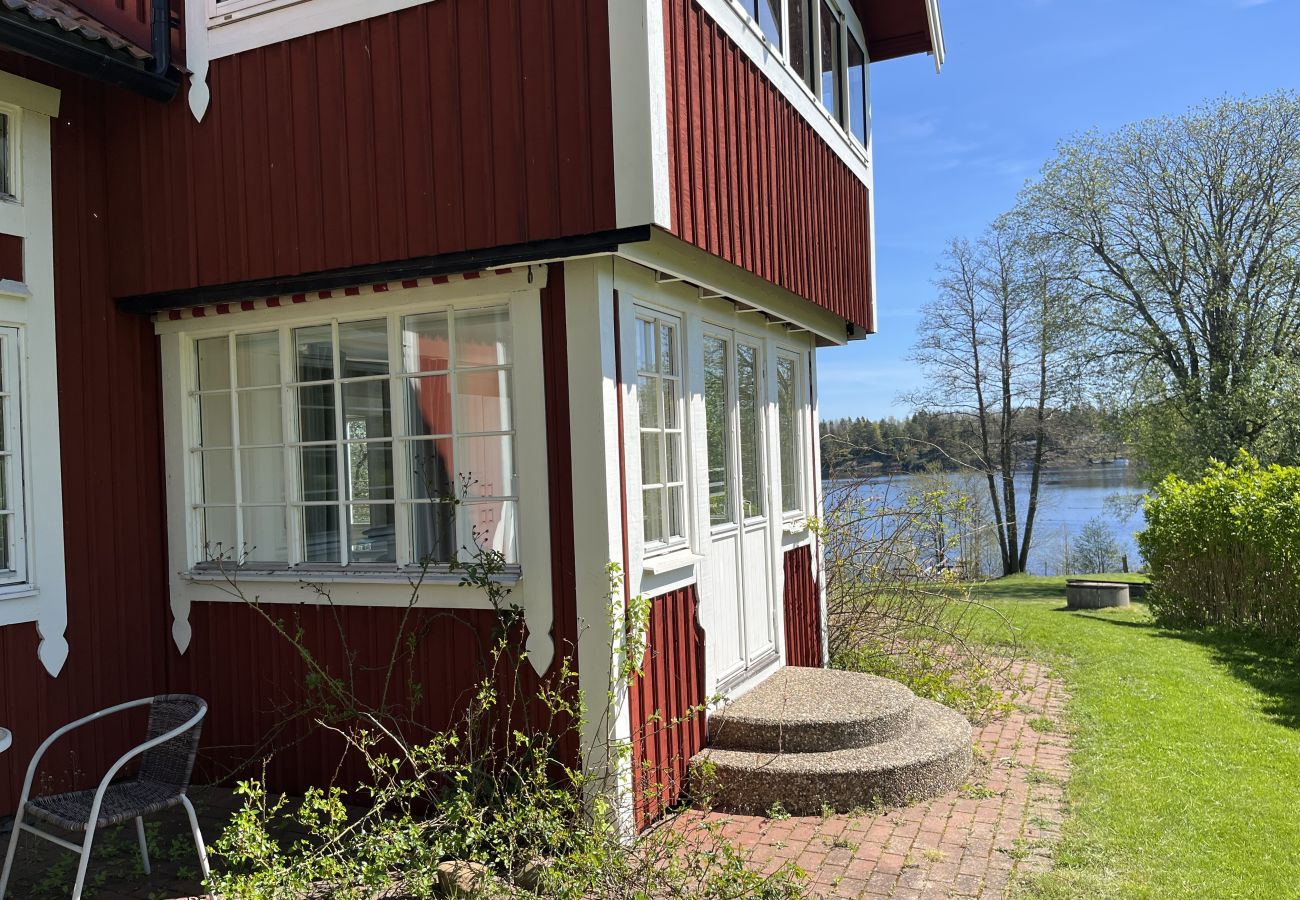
[0,234,21,281]
[663,0,874,330]
[628,585,707,830]
[86,0,614,299]
[0,69,170,815]
[782,544,823,668]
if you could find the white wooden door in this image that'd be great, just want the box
[701,330,777,691]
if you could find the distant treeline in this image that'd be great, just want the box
[821,406,1126,477]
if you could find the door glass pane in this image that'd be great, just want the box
[737,344,764,518]
[456,308,511,368]
[819,2,841,120]
[339,319,389,379]
[235,331,281,387]
[848,34,867,144]
[402,312,450,373]
[294,325,334,382]
[704,336,733,526]
[777,357,801,513]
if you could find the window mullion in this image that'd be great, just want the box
[280,326,300,566]
[388,311,412,567]
[332,320,349,566]
[229,334,244,563]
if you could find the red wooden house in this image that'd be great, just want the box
[0,0,943,827]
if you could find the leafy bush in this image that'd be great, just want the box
[1139,452,1300,635]
[203,550,807,899]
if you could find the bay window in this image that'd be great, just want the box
[189,305,517,570]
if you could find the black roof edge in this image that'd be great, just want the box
[0,6,179,102]
[117,226,655,316]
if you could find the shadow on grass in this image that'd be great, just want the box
[1153,627,1300,730]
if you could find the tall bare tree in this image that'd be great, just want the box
[1022,92,1300,476]
[909,217,1083,575]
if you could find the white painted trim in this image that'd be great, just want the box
[159,275,556,677]
[925,0,946,73]
[609,0,673,230]
[695,0,870,182]
[182,0,430,120]
[0,95,68,678]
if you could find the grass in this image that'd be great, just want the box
[963,575,1300,900]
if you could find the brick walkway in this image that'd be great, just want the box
[674,660,1071,899]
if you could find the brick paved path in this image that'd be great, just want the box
[674,660,1071,899]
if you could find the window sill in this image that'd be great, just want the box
[642,549,704,576]
[782,517,809,535]
[184,567,521,587]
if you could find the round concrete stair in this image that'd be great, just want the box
[691,667,972,816]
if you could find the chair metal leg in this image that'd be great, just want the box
[0,808,23,900]
[135,817,151,876]
[70,821,98,900]
[179,795,210,881]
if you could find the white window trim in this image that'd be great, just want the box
[628,303,691,561]
[694,0,872,181]
[0,76,69,679]
[158,268,557,677]
[774,345,809,525]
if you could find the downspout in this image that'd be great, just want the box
[149,0,172,78]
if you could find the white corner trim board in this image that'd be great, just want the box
[608,0,673,231]
[0,76,70,678]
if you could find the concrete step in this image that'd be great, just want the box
[692,698,973,816]
[708,666,918,753]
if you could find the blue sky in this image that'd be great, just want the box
[818,0,1300,421]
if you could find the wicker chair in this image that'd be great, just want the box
[0,695,210,900]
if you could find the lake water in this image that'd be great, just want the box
[829,465,1150,576]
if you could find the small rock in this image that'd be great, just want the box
[436,860,493,898]
[513,855,554,891]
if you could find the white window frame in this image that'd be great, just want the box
[0,73,69,678]
[0,326,27,587]
[158,270,557,676]
[631,303,691,560]
[774,346,808,522]
[698,0,873,178]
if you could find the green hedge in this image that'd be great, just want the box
[1139,452,1300,635]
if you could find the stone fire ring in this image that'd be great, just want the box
[1065,580,1131,610]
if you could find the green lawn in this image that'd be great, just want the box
[964,576,1300,900]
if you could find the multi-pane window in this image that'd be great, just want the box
[0,327,24,584]
[743,0,783,48]
[635,311,687,549]
[819,2,842,121]
[776,354,804,515]
[0,111,12,201]
[190,306,517,569]
[846,34,867,145]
